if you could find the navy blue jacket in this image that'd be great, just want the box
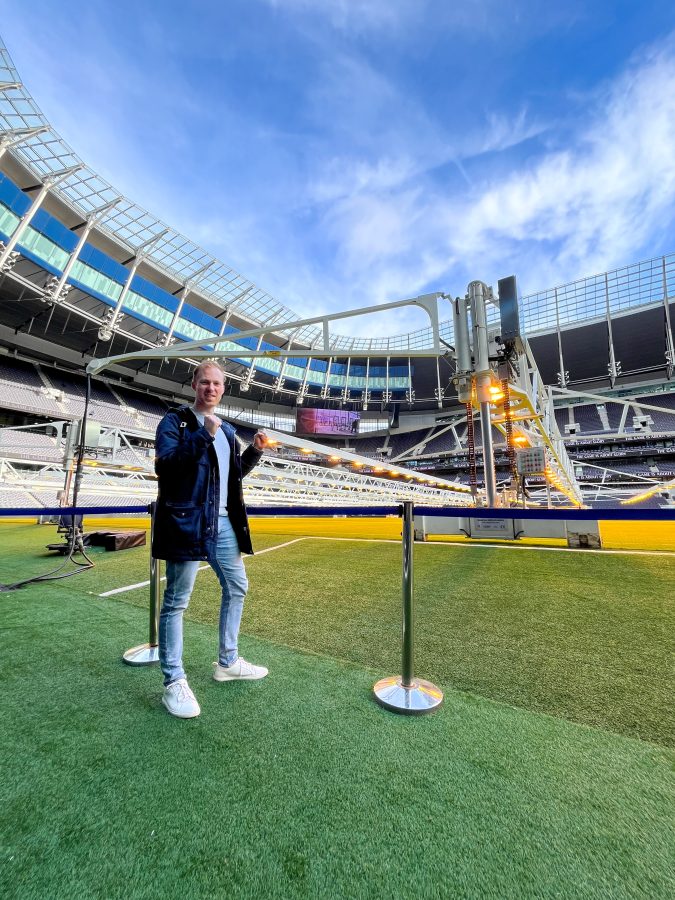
[152,405,262,560]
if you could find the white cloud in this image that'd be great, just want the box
[310,33,675,328]
[454,36,675,285]
[477,108,547,156]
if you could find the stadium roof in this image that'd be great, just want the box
[0,41,309,337]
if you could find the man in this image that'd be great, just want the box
[152,359,268,719]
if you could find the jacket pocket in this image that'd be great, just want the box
[162,501,204,547]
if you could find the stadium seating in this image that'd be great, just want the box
[635,394,675,432]
[0,358,65,416]
[421,429,457,456]
[604,402,627,432]
[554,407,570,430]
[351,436,387,458]
[388,429,429,458]
[0,429,62,462]
[573,404,604,433]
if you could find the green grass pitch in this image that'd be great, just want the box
[1,523,674,899]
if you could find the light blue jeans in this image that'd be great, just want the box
[159,514,249,686]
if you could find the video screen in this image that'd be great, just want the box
[296,408,360,435]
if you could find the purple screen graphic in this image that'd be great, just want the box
[296,408,360,435]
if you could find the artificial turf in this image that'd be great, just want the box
[1,524,674,898]
[2,524,674,748]
[26,523,669,748]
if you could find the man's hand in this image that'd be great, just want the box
[253,431,269,451]
[203,414,222,436]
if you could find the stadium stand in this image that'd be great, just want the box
[0,357,65,416]
[554,407,571,430]
[420,428,458,457]
[604,402,627,432]
[573,404,604,433]
[635,394,675,432]
[114,386,169,421]
[1,488,43,508]
[389,429,429,458]
[350,435,387,458]
[0,428,62,461]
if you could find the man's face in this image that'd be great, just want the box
[192,365,225,410]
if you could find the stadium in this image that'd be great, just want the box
[1,31,674,900]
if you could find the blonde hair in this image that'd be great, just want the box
[192,359,227,382]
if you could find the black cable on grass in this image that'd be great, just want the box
[0,375,96,593]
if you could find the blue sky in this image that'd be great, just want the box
[2,0,675,336]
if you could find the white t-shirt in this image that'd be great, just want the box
[191,408,230,514]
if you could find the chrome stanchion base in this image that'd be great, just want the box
[123,643,159,666]
[373,676,443,715]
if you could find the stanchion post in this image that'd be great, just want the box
[401,500,414,688]
[373,501,443,714]
[123,501,160,666]
[148,544,160,647]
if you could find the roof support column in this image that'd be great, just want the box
[434,357,443,408]
[274,328,300,393]
[341,357,351,403]
[240,335,264,391]
[0,125,49,162]
[406,357,414,404]
[163,260,215,345]
[469,280,497,506]
[605,273,620,387]
[45,195,122,303]
[662,255,675,380]
[320,358,333,400]
[296,356,312,404]
[99,229,168,340]
[0,164,82,271]
[363,357,371,409]
[216,286,252,337]
[554,287,568,388]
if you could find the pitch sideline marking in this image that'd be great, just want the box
[97,537,306,597]
[305,535,675,557]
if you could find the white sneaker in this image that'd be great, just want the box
[213,658,268,681]
[162,678,201,718]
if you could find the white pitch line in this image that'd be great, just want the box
[98,577,166,597]
[309,536,402,544]
[447,538,674,558]
[98,537,306,596]
[306,535,675,557]
[248,537,306,556]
